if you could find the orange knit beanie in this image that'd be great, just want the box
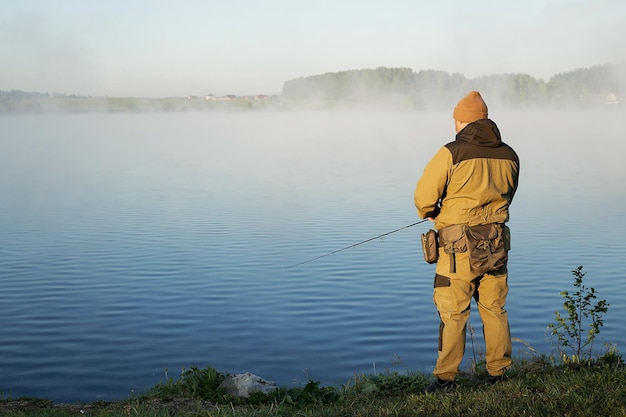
[453,91,488,123]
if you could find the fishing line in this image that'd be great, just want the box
[285,219,430,269]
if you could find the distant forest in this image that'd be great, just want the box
[281,63,625,109]
[1,63,624,113]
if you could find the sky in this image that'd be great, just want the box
[1,0,625,98]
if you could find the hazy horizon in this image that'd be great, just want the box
[2,1,625,98]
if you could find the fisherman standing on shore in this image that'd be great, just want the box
[414,91,520,393]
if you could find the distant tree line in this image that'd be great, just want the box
[281,64,625,109]
[0,90,93,113]
[2,64,624,113]
[0,92,273,113]
[0,90,89,99]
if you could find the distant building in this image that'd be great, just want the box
[606,92,619,105]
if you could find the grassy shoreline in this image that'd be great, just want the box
[2,356,625,416]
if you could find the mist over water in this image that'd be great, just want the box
[0,108,624,402]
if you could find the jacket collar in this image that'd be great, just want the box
[456,119,501,148]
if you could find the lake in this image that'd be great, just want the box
[1,108,625,403]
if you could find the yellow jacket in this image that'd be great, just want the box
[414,119,519,230]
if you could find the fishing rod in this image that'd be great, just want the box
[285,219,430,269]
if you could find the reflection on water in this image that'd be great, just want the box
[0,109,624,402]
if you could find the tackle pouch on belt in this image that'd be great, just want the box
[465,223,508,276]
[421,229,439,264]
[438,223,509,275]
[438,224,466,273]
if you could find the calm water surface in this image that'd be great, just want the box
[1,109,624,402]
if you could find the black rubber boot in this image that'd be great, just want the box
[425,378,455,393]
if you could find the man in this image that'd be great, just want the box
[414,91,519,393]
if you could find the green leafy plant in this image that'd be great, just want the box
[548,266,609,361]
[280,380,339,406]
[149,366,227,402]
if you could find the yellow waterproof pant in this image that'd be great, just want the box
[432,249,512,381]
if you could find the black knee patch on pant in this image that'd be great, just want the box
[434,274,451,288]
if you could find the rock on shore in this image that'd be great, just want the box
[219,372,278,398]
